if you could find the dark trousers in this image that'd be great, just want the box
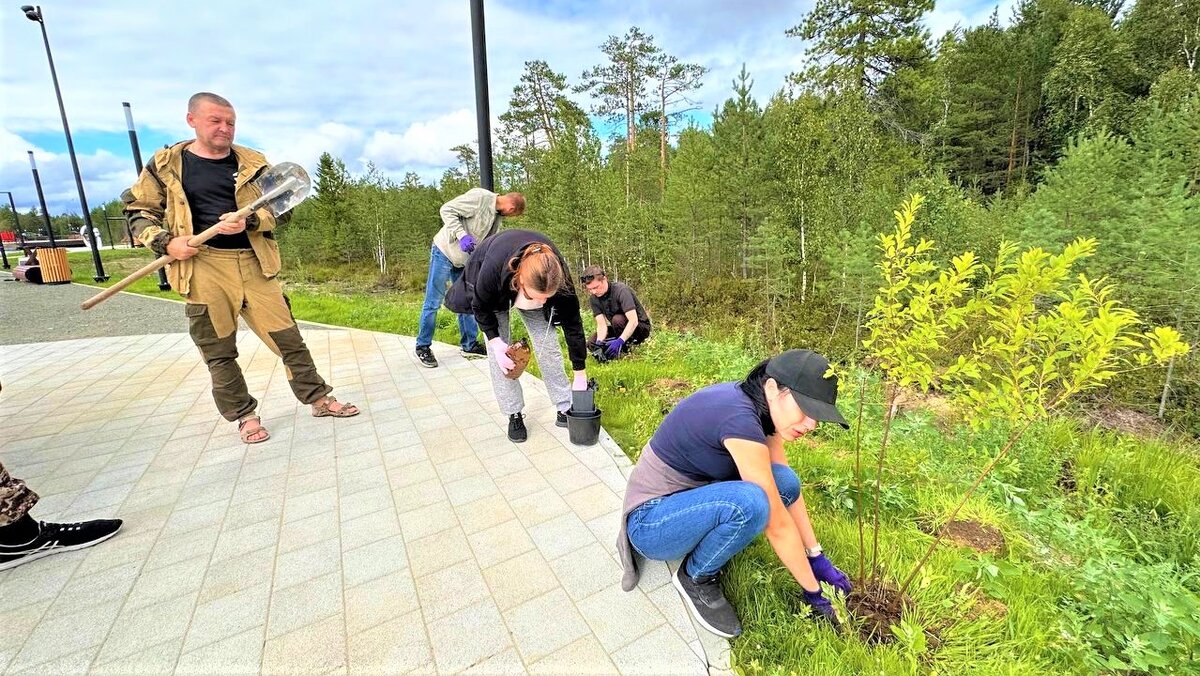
[587,314,651,354]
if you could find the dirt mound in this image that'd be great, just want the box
[846,580,911,644]
[920,519,1006,554]
[652,378,691,393]
[942,519,1005,554]
[1087,405,1166,438]
[893,387,958,428]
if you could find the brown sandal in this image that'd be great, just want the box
[312,396,361,418]
[238,416,271,444]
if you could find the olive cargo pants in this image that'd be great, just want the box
[185,248,331,421]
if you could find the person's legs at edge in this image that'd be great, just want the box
[0,461,122,572]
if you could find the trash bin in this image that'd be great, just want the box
[36,247,71,284]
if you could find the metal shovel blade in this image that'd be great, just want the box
[253,161,311,218]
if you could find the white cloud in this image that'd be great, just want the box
[926,0,1023,40]
[1,129,135,220]
[362,109,477,170]
[260,122,366,175]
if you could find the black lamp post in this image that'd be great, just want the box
[469,0,494,191]
[21,4,108,281]
[123,102,170,290]
[0,221,9,269]
[27,151,57,248]
[2,192,27,251]
[0,191,21,270]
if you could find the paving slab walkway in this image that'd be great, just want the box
[0,324,731,674]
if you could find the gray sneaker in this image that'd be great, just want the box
[672,557,742,638]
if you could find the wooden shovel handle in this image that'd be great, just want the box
[79,204,255,311]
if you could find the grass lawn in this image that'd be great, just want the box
[69,248,1200,674]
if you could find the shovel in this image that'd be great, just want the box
[80,161,311,310]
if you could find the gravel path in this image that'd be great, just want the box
[0,273,327,346]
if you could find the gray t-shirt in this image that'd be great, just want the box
[588,281,651,328]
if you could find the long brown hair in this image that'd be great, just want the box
[509,243,566,296]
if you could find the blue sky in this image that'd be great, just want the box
[1,0,1014,216]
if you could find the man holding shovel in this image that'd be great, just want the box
[123,92,359,444]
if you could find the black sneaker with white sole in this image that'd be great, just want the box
[508,413,528,442]
[556,411,568,428]
[0,516,123,572]
[672,557,743,638]
[415,346,439,368]
[461,343,487,360]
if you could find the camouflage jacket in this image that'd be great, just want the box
[123,140,287,296]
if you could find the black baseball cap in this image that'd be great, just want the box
[765,349,850,429]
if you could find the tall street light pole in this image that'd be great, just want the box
[469,0,494,191]
[21,4,108,281]
[28,152,57,248]
[124,102,170,290]
[2,193,28,250]
[0,191,23,270]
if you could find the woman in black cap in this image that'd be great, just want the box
[615,349,852,638]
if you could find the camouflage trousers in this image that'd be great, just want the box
[0,461,38,527]
[185,248,332,421]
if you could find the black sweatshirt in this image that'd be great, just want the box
[462,229,587,371]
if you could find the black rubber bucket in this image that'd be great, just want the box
[566,408,602,446]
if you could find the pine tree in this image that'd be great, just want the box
[578,26,661,204]
[649,52,706,190]
[787,0,934,93]
[711,66,769,279]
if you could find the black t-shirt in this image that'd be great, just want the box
[589,280,651,328]
[182,150,251,249]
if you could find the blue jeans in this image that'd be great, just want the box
[416,245,480,350]
[627,463,801,578]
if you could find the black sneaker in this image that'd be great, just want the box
[415,346,438,368]
[0,518,123,572]
[672,557,742,638]
[556,411,568,428]
[508,413,528,443]
[461,343,487,360]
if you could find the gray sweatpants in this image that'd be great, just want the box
[487,308,572,416]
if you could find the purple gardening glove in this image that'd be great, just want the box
[459,234,477,253]
[808,554,852,596]
[800,589,841,627]
[604,337,625,358]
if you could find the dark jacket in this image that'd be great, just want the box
[445,229,587,370]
